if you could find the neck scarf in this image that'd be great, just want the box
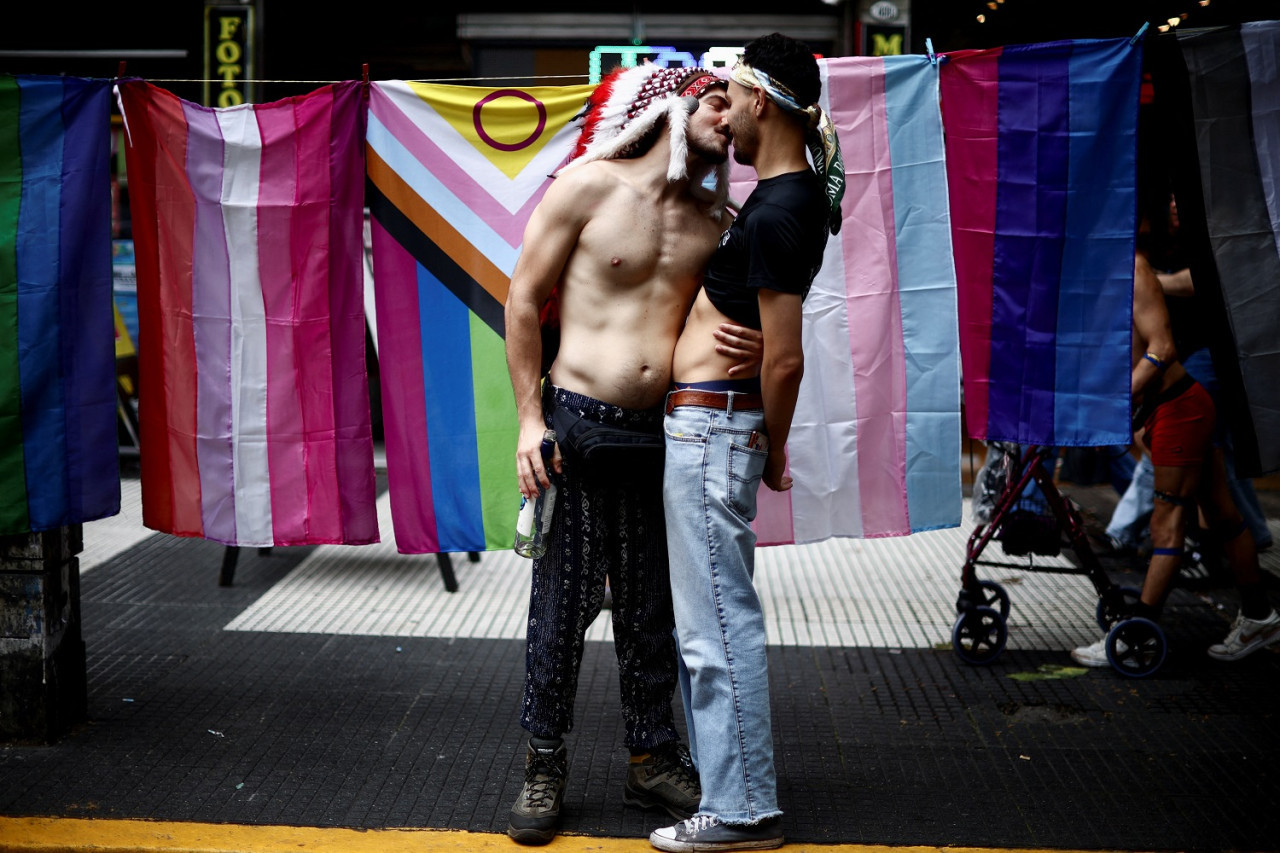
[731,62,845,235]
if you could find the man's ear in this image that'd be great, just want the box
[753,86,767,117]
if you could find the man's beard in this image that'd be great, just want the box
[689,132,729,165]
[728,117,756,165]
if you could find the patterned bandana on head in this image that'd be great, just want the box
[731,61,846,235]
[558,64,731,219]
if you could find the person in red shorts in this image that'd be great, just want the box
[1072,252,1280,666]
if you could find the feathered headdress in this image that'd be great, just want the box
[559,64,730,217]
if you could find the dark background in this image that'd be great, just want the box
[5,1,1277,102]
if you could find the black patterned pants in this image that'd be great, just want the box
[520,384,680,751]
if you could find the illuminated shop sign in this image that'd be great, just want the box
[204,4,256,107]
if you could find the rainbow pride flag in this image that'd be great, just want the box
[368,81,593,553]
[0,76,118,536]
[754,55,962,544]
[118,80,378,547]
[1157,22,1280,476]
[941,38,1141,447]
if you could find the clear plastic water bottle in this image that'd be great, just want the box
[514,429,557,558]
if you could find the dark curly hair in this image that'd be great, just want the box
[742,32,821,109]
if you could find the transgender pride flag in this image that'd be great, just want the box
[0,76,118,536]
[118,80,378,547]
[755,55,962,544]
[368,80,592,553]
[941,38,1141,447]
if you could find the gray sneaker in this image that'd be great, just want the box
[650,813,784,852]
[623,742,701,819]
[1208,610,1280,661]
[508,740,567,845]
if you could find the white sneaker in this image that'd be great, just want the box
[1071,635,1111,667]
[1072,632,1132,668]
[1208,610,1280,661]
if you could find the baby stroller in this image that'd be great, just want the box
[952,443,1167,677]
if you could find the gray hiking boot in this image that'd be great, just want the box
[508,739,567,845]
[623,741,701,819]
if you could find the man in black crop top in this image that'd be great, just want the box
[652,33,843,853]
[699,170,829,331]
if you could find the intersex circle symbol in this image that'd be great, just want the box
[473,90,548,152]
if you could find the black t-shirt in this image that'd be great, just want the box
[702,170,829,330]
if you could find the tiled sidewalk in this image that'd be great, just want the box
[3,474,1275,851]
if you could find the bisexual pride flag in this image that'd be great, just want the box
[367,81,592,553]
[0,76,118,536]
[1159,22,1280,475]
[118,80,378,547]
[754,55,962,544]
[941,38,1142,447]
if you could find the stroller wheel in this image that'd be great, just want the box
[1095,585,1143,632]
[955,580,1010,620]
[1106,617,1166,678]
[952,606,1008,665]
[976,580,1011,620]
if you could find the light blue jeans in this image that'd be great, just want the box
[663,402,780,825]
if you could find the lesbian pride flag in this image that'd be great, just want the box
[368,81,593,553]
[941,38,1141,448]
[118,80,378,547]
[1157,22,1280,475]
[754,55,962,544]
[0,76,117,536]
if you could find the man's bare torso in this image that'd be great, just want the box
[548,159,725,410]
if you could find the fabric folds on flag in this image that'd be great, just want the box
[941,38,1141,447]
[118,80,378,547]
[368,81,593,553]
[0,75,118,535]
[755,55,962,545]
[1162,22,1280,475]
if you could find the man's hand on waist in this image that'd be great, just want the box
[715,324,764,377]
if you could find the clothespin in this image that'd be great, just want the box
[926,38,937,66]
[116,61,127,80]
[1131,21,1150,45]
[362,63,369,85]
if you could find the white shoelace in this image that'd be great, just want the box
[682,813,720,834]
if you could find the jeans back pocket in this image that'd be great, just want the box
[727,441,767,520]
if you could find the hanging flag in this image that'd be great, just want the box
[118,80,378,547]
[367,80,592,553]
[0,75,118,536]
[941,37,1141,448]
[754,55,962,545]
[1159,22,1280,476]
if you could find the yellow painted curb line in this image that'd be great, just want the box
[0,817,1114,853]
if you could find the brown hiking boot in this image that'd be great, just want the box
[623,741,701,819]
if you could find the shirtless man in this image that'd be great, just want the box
[503,66,750,845]
[1072,251,1280,666]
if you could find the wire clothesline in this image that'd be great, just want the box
[123,74,594,84]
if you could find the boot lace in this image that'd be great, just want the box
[647,742,700,795]
[522,756,563,809]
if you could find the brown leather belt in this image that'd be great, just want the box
[665,389,764,415]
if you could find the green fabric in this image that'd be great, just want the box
[470,311,518,550]
[0,77,30,532]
